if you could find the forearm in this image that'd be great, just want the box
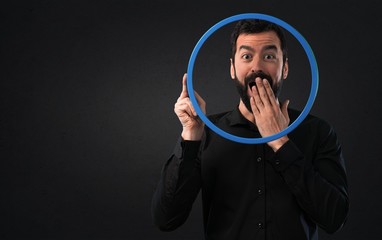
[271,140,349,233]
[152,139,202,231]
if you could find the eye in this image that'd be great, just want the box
[241,54,252,60]
[264,54,276,60]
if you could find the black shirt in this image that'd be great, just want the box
[152,107,349,240]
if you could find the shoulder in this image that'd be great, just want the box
[289,108,331,128]
[288,108,338,142]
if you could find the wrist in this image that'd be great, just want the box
[181,128,204,141]
[268,136,289,152]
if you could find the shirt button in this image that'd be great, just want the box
[257,222,264,229]
[257,188,263,195]
[275,159,280,165]
[257,157,262,162]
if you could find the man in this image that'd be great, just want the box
[152,20,349,240]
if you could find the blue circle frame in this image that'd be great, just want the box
[187,13,319,144]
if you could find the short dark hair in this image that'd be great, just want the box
[230,19,288,64]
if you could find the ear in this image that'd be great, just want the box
[230,58,235,79]
[282,58,289,80]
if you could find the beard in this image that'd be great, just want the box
[233,70,283,113]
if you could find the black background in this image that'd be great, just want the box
[1,0,381,239]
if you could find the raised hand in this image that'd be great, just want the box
[250,77,290,151]
[174,73,206,141]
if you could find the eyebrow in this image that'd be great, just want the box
[238,44,278,52]
[264,45,278,51]
[239,45,255,52]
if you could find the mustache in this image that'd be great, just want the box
[244,71,274,89]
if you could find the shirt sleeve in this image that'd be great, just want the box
[151,136,202,231]
[268,121,349,234]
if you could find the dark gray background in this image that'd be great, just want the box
[1,0,381,239]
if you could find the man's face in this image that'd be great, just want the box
[230,31,288,112]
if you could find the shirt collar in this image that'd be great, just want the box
[227,106,258,129]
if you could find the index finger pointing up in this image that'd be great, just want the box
[179,73,189,98]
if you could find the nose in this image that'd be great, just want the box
[250,56,264,73]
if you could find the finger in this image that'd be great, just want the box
[250,96,260,115]
[263,79,277,107]
[177,98,197,116]
[176,101,195,117]
[255,77,271,107]
[185,99,198,116]
[183,98,198,116]
[179,73,188,99]
[251,84,264,110]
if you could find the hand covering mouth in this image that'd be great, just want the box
[248,80,257,90]
[244,71,273,90]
